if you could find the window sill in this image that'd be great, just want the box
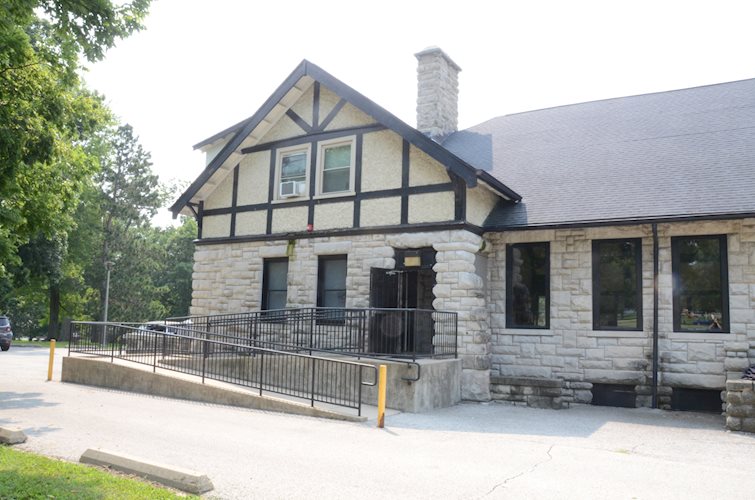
[498,329,554,336]
[271,197,309,205]
[588,330,646,338]
[667,331,729,341]
[314,191,355,201]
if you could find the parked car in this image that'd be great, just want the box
[0,316,13,351]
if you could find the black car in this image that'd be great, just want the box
[0,316,12,351]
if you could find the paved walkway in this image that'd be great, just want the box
[2,347,755,499]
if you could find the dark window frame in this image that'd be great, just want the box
[592,238,643,331]
[505,242,550,329]
[671,234,729,333]
[317,254,348,325]
[261,257,289,311]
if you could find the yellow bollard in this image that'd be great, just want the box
[377,364,387,428]
[47,339,56,381]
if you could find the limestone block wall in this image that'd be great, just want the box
[191,229,491,401]
[486,218,755,408]
[725,379,755,432]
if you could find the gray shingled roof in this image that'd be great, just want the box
[442,79,755,229]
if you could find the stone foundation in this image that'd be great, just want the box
[490,376,565,409]
[725,379,755,432]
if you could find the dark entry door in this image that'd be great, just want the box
[369,251,436,355]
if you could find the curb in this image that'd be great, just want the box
[0,426,27,444]
[80,448,214,495]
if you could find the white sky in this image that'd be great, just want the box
[83,0,755,225]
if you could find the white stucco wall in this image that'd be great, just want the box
[203,169,234,210]
[314,202,353,230]
[271,205,308,233]
[409,145,450,186]
[408,192,455,223]
[361,130,402,192]
[466,185,499,227]
[237,151,270,206]
[324,102,375,130]
[202,214,231,238]
[235,211,267,236]
[360,197,401,227]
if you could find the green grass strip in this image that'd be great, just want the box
[0,446,197,499]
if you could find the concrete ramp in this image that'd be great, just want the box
[61,356,366,422]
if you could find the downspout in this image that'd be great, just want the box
[651,223,659,408]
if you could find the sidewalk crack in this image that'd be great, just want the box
[481,444,554,498]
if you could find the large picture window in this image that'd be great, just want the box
[262,258,288,311]
[506,242,549,329]
[592,239,642,330]
[318,138,354,195]
[672,235,729,333]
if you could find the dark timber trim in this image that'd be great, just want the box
[318,98,347,131]
[312,82,320,129]
[266,148,276,234]
[174,59,522,217]
[240,124,385,154]
[174,62,308,215]
[285,109,312,134]
[229,164,239,237]
[202,183,453,218]
[401,140,409,225]
[307,140,317,225]
[197,201,204,239]
[195,221,484,246]
[453,175,466,221]
[353,134,363,227]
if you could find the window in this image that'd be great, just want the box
[506,242,549,328]
[276,145,309,199]
[317,255,347,308]
[672,235,728,333]
[318,138,354,195]
[592,239,642,330]
[262,258,288,311]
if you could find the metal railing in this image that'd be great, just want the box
[68,321,377,415]
[168,307,458,361]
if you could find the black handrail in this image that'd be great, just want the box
[168,307,458,362]
[68,321,377,416]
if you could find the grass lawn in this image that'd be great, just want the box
[0,446,197,499]
[12,339,69,349]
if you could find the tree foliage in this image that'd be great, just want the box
[0,1,198,336]
[0,0,151,274]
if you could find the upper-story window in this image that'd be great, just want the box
[671,235,729,333]
[318,137,355,195]
[276,145,309,199]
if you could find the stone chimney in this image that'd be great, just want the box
[415,47,461,140]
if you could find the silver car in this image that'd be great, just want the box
[0,316,13,351]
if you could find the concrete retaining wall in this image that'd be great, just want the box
[61,356,364,422]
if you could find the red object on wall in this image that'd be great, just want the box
[306,223,314,233]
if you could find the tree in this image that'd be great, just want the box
[91,124,167,321]
[0,0,151,273]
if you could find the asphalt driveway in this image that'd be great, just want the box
[2,347,755,499]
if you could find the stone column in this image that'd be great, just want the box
[433,231,491,401]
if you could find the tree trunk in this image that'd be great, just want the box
[48,282,60,340]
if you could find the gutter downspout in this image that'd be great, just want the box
[651,223,660,408]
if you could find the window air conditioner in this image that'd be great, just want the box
[279,180,304,198]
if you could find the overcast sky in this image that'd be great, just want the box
[83,0,755,225]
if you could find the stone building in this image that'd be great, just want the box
[172,48,755,410]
